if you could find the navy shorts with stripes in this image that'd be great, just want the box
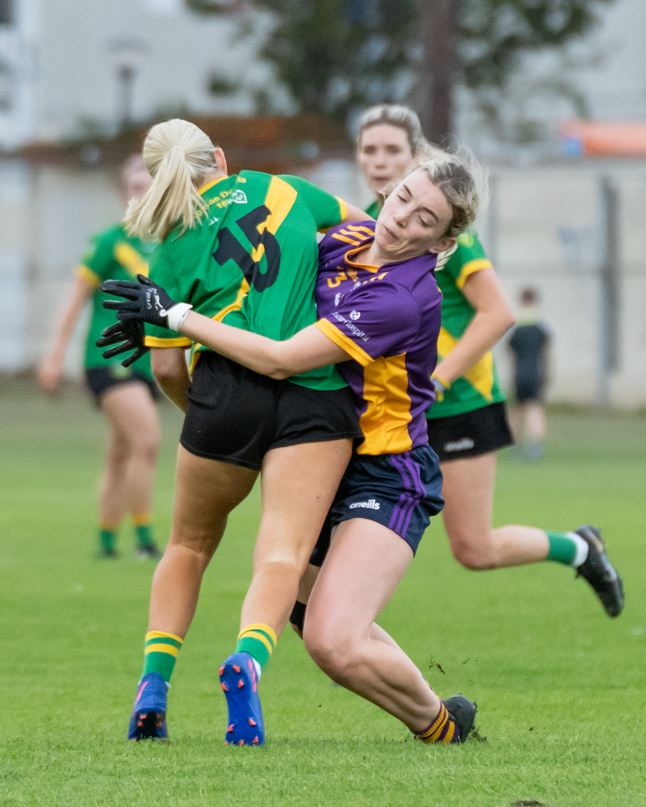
[312,444,444,561]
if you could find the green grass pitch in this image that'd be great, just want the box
[0,382,644,807]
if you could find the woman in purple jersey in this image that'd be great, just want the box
[105,150,483,744]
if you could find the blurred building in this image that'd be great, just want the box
[0,0,282,150]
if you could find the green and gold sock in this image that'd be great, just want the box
[142,631,183,683]
[98,522,119,554]
[545,530,589,567]
[235,623,277,674]
[133,513,154,548]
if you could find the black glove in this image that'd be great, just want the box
[96,319,149,369]
[100,274,178,329]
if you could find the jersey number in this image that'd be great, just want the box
[212,206,281,292]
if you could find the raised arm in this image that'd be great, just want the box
[38,274,94,393]
[434,268,515,386]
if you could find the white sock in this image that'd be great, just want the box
[569,532,589,567]
[252,658,262,681]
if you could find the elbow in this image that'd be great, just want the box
[503,312,516,334]
[266,365,292,380]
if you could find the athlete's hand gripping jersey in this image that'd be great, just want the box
[144,172,347,391]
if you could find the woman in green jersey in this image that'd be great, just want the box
[97,119,367,744]
[354,105,623,619]
[38,155,162,560]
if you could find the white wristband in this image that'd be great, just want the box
[166,303,193,332]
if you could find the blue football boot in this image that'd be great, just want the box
[219,652,264,746]
[127,672,169,741]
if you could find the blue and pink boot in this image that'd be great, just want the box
[127,672,169,741]
[219,652,264,746]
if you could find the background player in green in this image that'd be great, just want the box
[38,155,162,560]
[354,104,623,618]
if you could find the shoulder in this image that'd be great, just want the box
[320,221,375,251]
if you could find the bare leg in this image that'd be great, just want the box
[240,439,352,637]
[292,561,401,651]
[101,383,161,519]
[304,518,440,733]
[525,401,546,443]
[148,446,258,637]
[441,452,549,570]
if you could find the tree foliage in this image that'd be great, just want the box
[187,0,616,123]
[459,0,615,91]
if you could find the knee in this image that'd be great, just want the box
[448,531,496,571]
[303,622,356,680]
[130,431,160,464]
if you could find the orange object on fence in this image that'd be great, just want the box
[561,120,646,157]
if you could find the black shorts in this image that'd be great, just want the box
[515,375,545,403]
[310,444,444,564]
[180,352,362,471]
[426,401,513,462]
[85,366,159,404]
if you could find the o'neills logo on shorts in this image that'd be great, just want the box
[443,438,475,452]
[349,499,381,510]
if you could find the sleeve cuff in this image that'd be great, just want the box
[144,335,193,348]
[76,265,101,287]
[316,318,373,367]
[456,258,492,290]
[336,197,348,222]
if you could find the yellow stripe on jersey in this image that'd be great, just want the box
[114,242,149,279]
[346,224,375,238]
[437,326,495,401]
[198,176,229,195]
[315,319,373,366]
[358,354,413,455]
[344,244,381,273]
[189,278,251,374]
[455,258,492,290]
[76,265,101,287]
[144,335,193,348]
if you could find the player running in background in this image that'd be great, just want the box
[99,119,368,744]
[353,104,623,618]
[103,149,482,746]
[508,287,551,459]
[38,155,162,560]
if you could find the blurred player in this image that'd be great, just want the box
[344,104,623,617]
[38,155,162,560]
[509,287,550,459]
[102,148,483,745]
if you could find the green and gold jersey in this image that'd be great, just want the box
[427,232,506,419]
[364,198,382,219]
[144,171,348,390]
[78,223,156,377]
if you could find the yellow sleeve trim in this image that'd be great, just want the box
[316,318,373,367]
[337,197,348,222]
[144,335,193,348]
[456,258,493,290]
[76,265,101,287]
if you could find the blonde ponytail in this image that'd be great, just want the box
[125,119,219,241]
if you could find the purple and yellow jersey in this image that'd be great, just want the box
[314,222,442,456]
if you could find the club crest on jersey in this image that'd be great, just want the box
[350,310,361,321]
[231,189,248,204]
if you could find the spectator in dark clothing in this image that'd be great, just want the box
[509,288,550,459]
